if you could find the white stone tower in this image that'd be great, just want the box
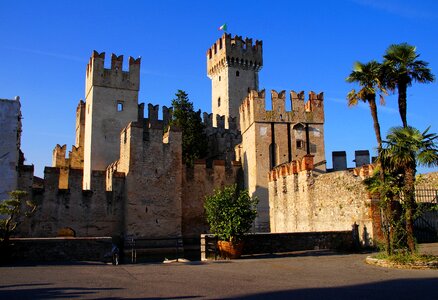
[83,51,141,189]
[207,34,263,129]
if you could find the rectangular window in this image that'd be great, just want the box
[117,101,124,112]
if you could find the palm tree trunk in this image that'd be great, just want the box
[404,166,416,253]
[397,81,408,128]
[368,98,382,148]
[368,97,393,254]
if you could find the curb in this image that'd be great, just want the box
[365,256,438,270]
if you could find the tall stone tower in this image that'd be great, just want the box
[83,51,141,189]
[207,34,263,129]
[237,90,326,232]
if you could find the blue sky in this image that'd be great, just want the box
[1,0,438,176]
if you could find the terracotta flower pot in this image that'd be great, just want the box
[217,240,244,259]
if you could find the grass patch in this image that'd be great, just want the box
[374,251,438,265]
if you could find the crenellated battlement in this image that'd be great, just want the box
[52,144,67,167]
[41,165,123,193]
[141,103,173,130]
[199,112,242,163]
[85,50,141,93]
[189,159,242,178]
[68,145,83,169]
[239,89,324,132]
[202,112,239,132]
[268,155,314,182]
[52,143,83,169]
[207,33,263,77]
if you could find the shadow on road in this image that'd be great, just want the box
[226,278,438,300]
[0,283,122,299]
[240,248,374,260]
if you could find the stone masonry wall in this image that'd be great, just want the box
[182,160,242,239]
[113,122,183,239]
[269,168,373,246]
[417,172,438,189]
[16,166,125,238]
[10,237,112,262]
[0,97,21,201]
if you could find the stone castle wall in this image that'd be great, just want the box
[112,122,183,239]
[269,165,374,246]
[17,112,242,241]
[17,166,125,238]
[237,89,326,233]
[203,112,241,162]
[182,160,242,239]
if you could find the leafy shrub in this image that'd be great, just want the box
[204,184,258,242]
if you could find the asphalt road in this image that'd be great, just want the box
[1,246,437,299]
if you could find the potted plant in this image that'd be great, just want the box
[204,184,258,259]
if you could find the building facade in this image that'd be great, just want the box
[0,97,22,201]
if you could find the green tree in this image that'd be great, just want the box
[170,90,208,167]
[347,60,387,149]
[346,60,395,254]
[379,126,438,253]
[204,184,258,243]
[0,191,36,247]
[382,43,435,127]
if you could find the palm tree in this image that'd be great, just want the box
[383,43,435,128]
[347,61,395,254]
[347,60,387,148]
[380,126,438,253]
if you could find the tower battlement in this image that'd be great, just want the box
[140,103,173,130]
[207,33,263,78]
[239,89,324,132]
[202,112,238,131]
[52,144,67,167]
[85,51,141,93]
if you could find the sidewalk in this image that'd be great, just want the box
[419,242,438,256]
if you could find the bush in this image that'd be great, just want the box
[204,184,258,242]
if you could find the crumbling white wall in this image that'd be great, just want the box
[0,97,21,201]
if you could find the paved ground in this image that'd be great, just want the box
[0,244,437,299]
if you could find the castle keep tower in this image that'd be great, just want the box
[207,34,262,129]
[83,51,141,189]
[238,90,326,232]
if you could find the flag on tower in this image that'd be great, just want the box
[218,23,227,31]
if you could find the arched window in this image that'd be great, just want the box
[236,70,240,77]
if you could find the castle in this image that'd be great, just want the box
[10,33,381,246]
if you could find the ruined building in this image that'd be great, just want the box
[14,33,380,245]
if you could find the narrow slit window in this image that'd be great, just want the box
[117,102,124,112]
[218,97,221,107]
[296,140,304,149]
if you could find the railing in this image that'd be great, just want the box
[126,237,183,263]
[414,188,438,243]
